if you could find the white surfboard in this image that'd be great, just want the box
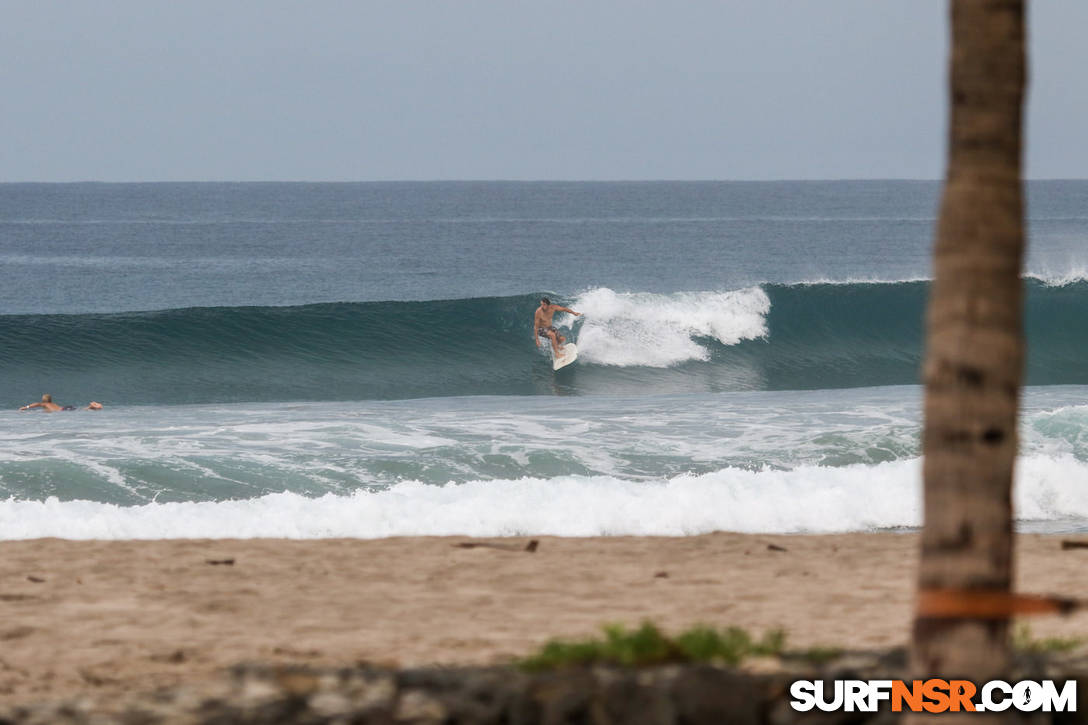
[552,343,578,370]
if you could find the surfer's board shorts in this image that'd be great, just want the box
[536,326,557,338]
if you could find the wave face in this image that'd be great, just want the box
[1,279,1085,404]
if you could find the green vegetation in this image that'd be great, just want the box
[520,622,789,671]
[1012,624,1083,654]
[785,645,843,666]
[519,620,1087,672]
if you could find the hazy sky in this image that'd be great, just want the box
[1,1,1084,181]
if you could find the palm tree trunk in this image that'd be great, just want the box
[913,0,1027,688]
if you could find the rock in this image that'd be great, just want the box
[395,690,447,721]
[3,649,1088,724]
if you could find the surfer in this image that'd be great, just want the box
[534,297,582,355]
[18,395,104,412]
[19,394,67,412]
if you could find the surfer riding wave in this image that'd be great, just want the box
[534,297,582,356]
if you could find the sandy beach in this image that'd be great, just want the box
[1,532,1086,705]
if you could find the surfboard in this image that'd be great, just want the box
[553,343,578,371]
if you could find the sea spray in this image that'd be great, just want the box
[569,287,770,367]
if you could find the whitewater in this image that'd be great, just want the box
[2,181,1088,540]
[3,387,1088,538]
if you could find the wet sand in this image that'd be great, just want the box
[1,532,1086,704]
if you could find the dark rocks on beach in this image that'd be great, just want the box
[2,650,1087,724]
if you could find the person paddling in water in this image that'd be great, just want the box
[19,394,103,412]
[534,297,582,355]
[20,394,70,412]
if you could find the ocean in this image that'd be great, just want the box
[2,181,1087,539]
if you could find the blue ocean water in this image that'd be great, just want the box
[2,181,1087,538]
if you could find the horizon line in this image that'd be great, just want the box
[2,177,1087,185]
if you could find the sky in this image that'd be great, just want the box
[1,1,1084,182]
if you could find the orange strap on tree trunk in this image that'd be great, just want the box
[916,589,1083,619]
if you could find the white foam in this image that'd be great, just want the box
[1014,454,1088,521]
[1025,269,1088,287]
[739,272,1088,287]
[2,454,1084,540]
[567,287,770,367]
[779,275,931,286]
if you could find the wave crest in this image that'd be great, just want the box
[570,287,770,367]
